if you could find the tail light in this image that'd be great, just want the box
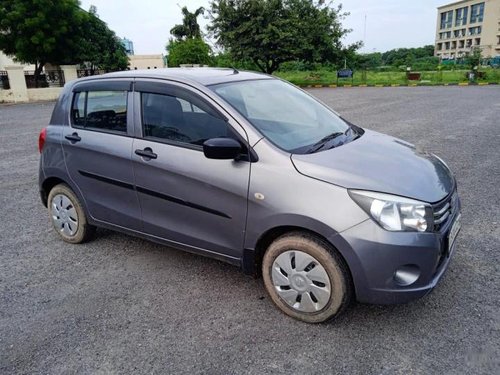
[38,128,47,153]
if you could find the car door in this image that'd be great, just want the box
[131,80,251,259]
[61,79,142,230]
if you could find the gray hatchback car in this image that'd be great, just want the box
[39,68,461,323]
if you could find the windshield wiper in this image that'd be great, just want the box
[346,126,361,140]
[306,132,345,154]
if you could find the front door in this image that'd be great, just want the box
[61,81,142,230]
[131,81,250,259]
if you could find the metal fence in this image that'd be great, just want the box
[77,69,106,78]
[0,71,10,90]
[24,70,65,88]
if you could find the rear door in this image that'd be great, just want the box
[61,79,142,230]
[131,80,251,259]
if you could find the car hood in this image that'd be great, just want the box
[291,129,454,203]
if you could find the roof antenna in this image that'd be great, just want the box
[231,66,239,74]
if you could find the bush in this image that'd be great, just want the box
[411,57,440,71]
[373,66,396,72]
[278,61,338,72]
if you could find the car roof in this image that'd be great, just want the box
[83,67,272,86]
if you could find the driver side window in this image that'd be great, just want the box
[141,92,229,146]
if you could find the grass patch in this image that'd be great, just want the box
[274,69,500,86]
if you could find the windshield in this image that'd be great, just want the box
[211,79,353,153]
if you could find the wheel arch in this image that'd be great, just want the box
[40,173,89,220]
[244,224,354,290]
[40,176,66,207]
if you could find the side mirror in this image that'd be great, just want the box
[203,138,242,160]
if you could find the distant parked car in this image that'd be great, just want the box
[38,68,461,323]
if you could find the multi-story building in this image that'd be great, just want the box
[121,37,135,55]
[435,0,500,60]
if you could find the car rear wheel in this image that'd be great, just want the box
[262,232,352,323]
[47,184,95,244]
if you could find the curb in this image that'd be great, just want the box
[299,82,499,89]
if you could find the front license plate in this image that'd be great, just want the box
[448,213,461,254]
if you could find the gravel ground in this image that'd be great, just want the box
[0,86,499,374]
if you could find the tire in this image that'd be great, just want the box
[47,183,95,244]
[262,232,352,323]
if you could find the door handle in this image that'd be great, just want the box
[135,147,158,160]
[65,132,81,143]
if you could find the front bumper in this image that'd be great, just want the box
[330,196,461,305]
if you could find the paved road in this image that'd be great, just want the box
[1,86,499,374]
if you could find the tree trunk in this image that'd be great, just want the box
[253,58,279,75]
[268,60,280,75]
[34,62,45,88]
[253,59,266,74]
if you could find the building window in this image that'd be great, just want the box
[437,43,443,50]
[440,10,453,29]
[470,2,484,23]
[459,40,465,48]
[466,39,473,47]
[455,7,468,26]
[439,31,452,40]
[451,41,457,49]
[469,26,482,35]
[445,42,451,50]
[475,38,481,46]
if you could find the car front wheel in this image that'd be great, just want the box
[262,232,352,323]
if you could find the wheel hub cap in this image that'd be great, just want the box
[51,194,78,237]
[271,250,331,313]
[291,274,308,292]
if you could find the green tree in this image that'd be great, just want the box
[0,0,86,85]
[208,0,359,74]
[170,7,205,40]
[166,6,211,67]
[166,38,212,67]
[381,45,434,67]
[212,51,258,70]
[78,7,129,72]
[353,52,382,70]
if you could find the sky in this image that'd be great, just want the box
[79,0,446,55]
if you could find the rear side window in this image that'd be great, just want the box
[71,91,128,133]
[72,92,86,127]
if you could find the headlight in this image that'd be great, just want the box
[348,190,433,232]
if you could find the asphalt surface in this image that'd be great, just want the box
[1,86,499,374]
